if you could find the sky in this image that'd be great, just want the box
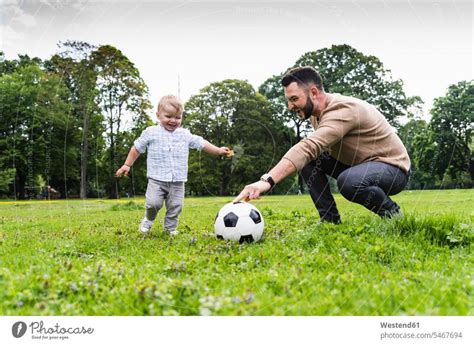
[1,0,472,119]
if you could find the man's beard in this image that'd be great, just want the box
[302,96,314,120]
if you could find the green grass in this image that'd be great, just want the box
[0,190,473,315]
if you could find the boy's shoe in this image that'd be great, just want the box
[140,218,154,234]
[165,229,179,237]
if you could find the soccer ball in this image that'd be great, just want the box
[214,202,264,243]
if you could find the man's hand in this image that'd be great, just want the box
[115,165,131,177]
[233,180,271,203]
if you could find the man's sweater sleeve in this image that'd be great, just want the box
[283,106,357,171]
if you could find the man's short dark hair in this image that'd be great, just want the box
[281,66,324,91]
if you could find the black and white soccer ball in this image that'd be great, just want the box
[214,202,264,243]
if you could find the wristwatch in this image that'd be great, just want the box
[260,173,275,188]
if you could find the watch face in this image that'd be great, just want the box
[261,174,274,187]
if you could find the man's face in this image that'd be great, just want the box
[284,82,314,120]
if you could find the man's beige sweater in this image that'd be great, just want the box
[283,93,411,173]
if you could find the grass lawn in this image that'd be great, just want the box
[0,189,473,315]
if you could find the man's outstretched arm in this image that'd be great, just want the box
[233,158,297,203]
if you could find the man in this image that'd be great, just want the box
[233,66,410,223]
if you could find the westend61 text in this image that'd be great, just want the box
[380,322,420,329]
[29,321,94,335]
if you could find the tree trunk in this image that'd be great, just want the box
[16,174,26,199]
[220,173,228,196]
[80,109,89,199]
[114,106,122,199]
[109,138,117,199]
[108,113,117,199]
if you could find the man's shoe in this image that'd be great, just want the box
[380,205,403,219]
[140,218,154,234]
[389,209,404,220]
[319,216,342,225]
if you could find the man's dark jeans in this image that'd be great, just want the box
[300,153,409,223]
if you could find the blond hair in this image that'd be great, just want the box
[157,95,184,116]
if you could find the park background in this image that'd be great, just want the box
[0,0,472,317]
[0,0,472,199]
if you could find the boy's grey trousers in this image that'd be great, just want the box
[145,179,185,231]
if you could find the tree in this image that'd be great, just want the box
[0,52,42,76]
[0,168,15,194]
[91,45,152,198]
[297,45,422,126]
[47,41,104,198]
[185,80,295,196]
[259,44,422,192]
[116,104,154,198]
[400,119,437,189]
[260,44,422,126]
[425,80,473,185]
[0,61,70,199]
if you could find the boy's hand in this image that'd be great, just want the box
[115,165,131,177]
[220,147,233,157]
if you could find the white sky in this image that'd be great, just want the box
[1,0,473,120]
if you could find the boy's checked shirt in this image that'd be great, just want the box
[134,125,205,182]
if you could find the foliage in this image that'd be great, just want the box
[91,45,152,198]
[184,79,295,196]
[0,52,42,76]
[398,119,437,189]
[117,115,153,197]
[427,81,473,182]
[0,168,15,193]
[0,61,71,199]
[0,45,153,199]
[259,44,423,192]
[406,81,473,188]
[0,43,471,198]
[259,44,422,130]
[47,41,105,198]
